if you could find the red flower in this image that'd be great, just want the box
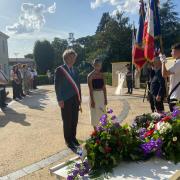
[91,130,97,137]
[161,116,172,122]
[146,121,150,128]
[144,129,154,137]
[105,146,112,153]
[96,139,101,145]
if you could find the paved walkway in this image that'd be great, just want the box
[0,85,170,179]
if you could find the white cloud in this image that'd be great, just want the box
[91,0,166,15]
[91,0,120,9]
[91,0,143,14]
[6,2,56,35]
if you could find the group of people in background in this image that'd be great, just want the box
[0,63,38,110]
[10,64,37,101]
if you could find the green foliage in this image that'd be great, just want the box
[104,72,112,86]
[33,40,55,74]
[24,53,33,59]
[161,117,180,163]
[36,75,52,85]
[76,12,132,72]
[160,0,180,55]
[51,38,68,68]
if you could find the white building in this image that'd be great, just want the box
[0,31,9,78]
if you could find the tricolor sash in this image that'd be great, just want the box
[59,66,81,103]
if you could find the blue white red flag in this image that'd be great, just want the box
[143,0,159,61]
[132,0,146,69]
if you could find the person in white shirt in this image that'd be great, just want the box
[160,43,180,111]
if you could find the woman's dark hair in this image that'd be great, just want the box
[171,43,180,50]
[93,58,102,65]
[12,65,17,72]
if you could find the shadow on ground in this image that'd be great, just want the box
[0,107,30,127]
[17,89,50,110]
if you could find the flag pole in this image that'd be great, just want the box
[132,22,135,89]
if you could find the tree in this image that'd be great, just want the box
[51,38,68,68]
[160,0,180,56]
[24,53,33,59]
[96,12,111,33]
[94,12,132,71]
[33,40,55,74]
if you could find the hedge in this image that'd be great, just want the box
[104,72,112,86]
[36,72,112,86]
[37,75,53,85]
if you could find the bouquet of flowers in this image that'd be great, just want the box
[67,105,180,179]
[85,108,142,175]
[132,105,180,163]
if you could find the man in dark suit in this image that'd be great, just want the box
[150,57,166,112]
[125,64,133,94]
[55,49,81,153]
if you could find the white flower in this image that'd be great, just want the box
[158,122,172,134]
[173,137,177,142]
[151,112,161,119]
[148,122,155,130]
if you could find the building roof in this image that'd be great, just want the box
[9,58,34,63]
[0,31,9,39]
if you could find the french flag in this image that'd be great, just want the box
[132,0,146,69]
[143,0,155,61]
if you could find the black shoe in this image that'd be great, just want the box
[67,143,78,153]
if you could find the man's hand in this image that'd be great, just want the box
[156,95,161,102]
[91,100,95,108]
[58,101,64,108]
[159,53,167,63]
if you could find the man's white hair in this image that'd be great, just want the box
[62,49,77,63]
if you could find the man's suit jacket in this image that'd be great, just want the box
[54,64,81,102]
[150,69,166,97]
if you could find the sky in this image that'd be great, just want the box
[0,0,179,58]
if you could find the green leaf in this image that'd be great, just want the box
[99,146,105,153]
[110,156,117,165]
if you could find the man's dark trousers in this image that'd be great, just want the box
[127,80,133,93]
[61,95,79,144]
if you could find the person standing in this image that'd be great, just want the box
[150,57,166,113]
[22,64,30,95]
[126,64,133,94]
[32,67,38,89]
[17,64,25,97]
[55,49,81,153]
[0,65,8,108]
[11,65,21,100]
[160,43,180,111]
[47,70,51,84]
[87,59,107,129]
